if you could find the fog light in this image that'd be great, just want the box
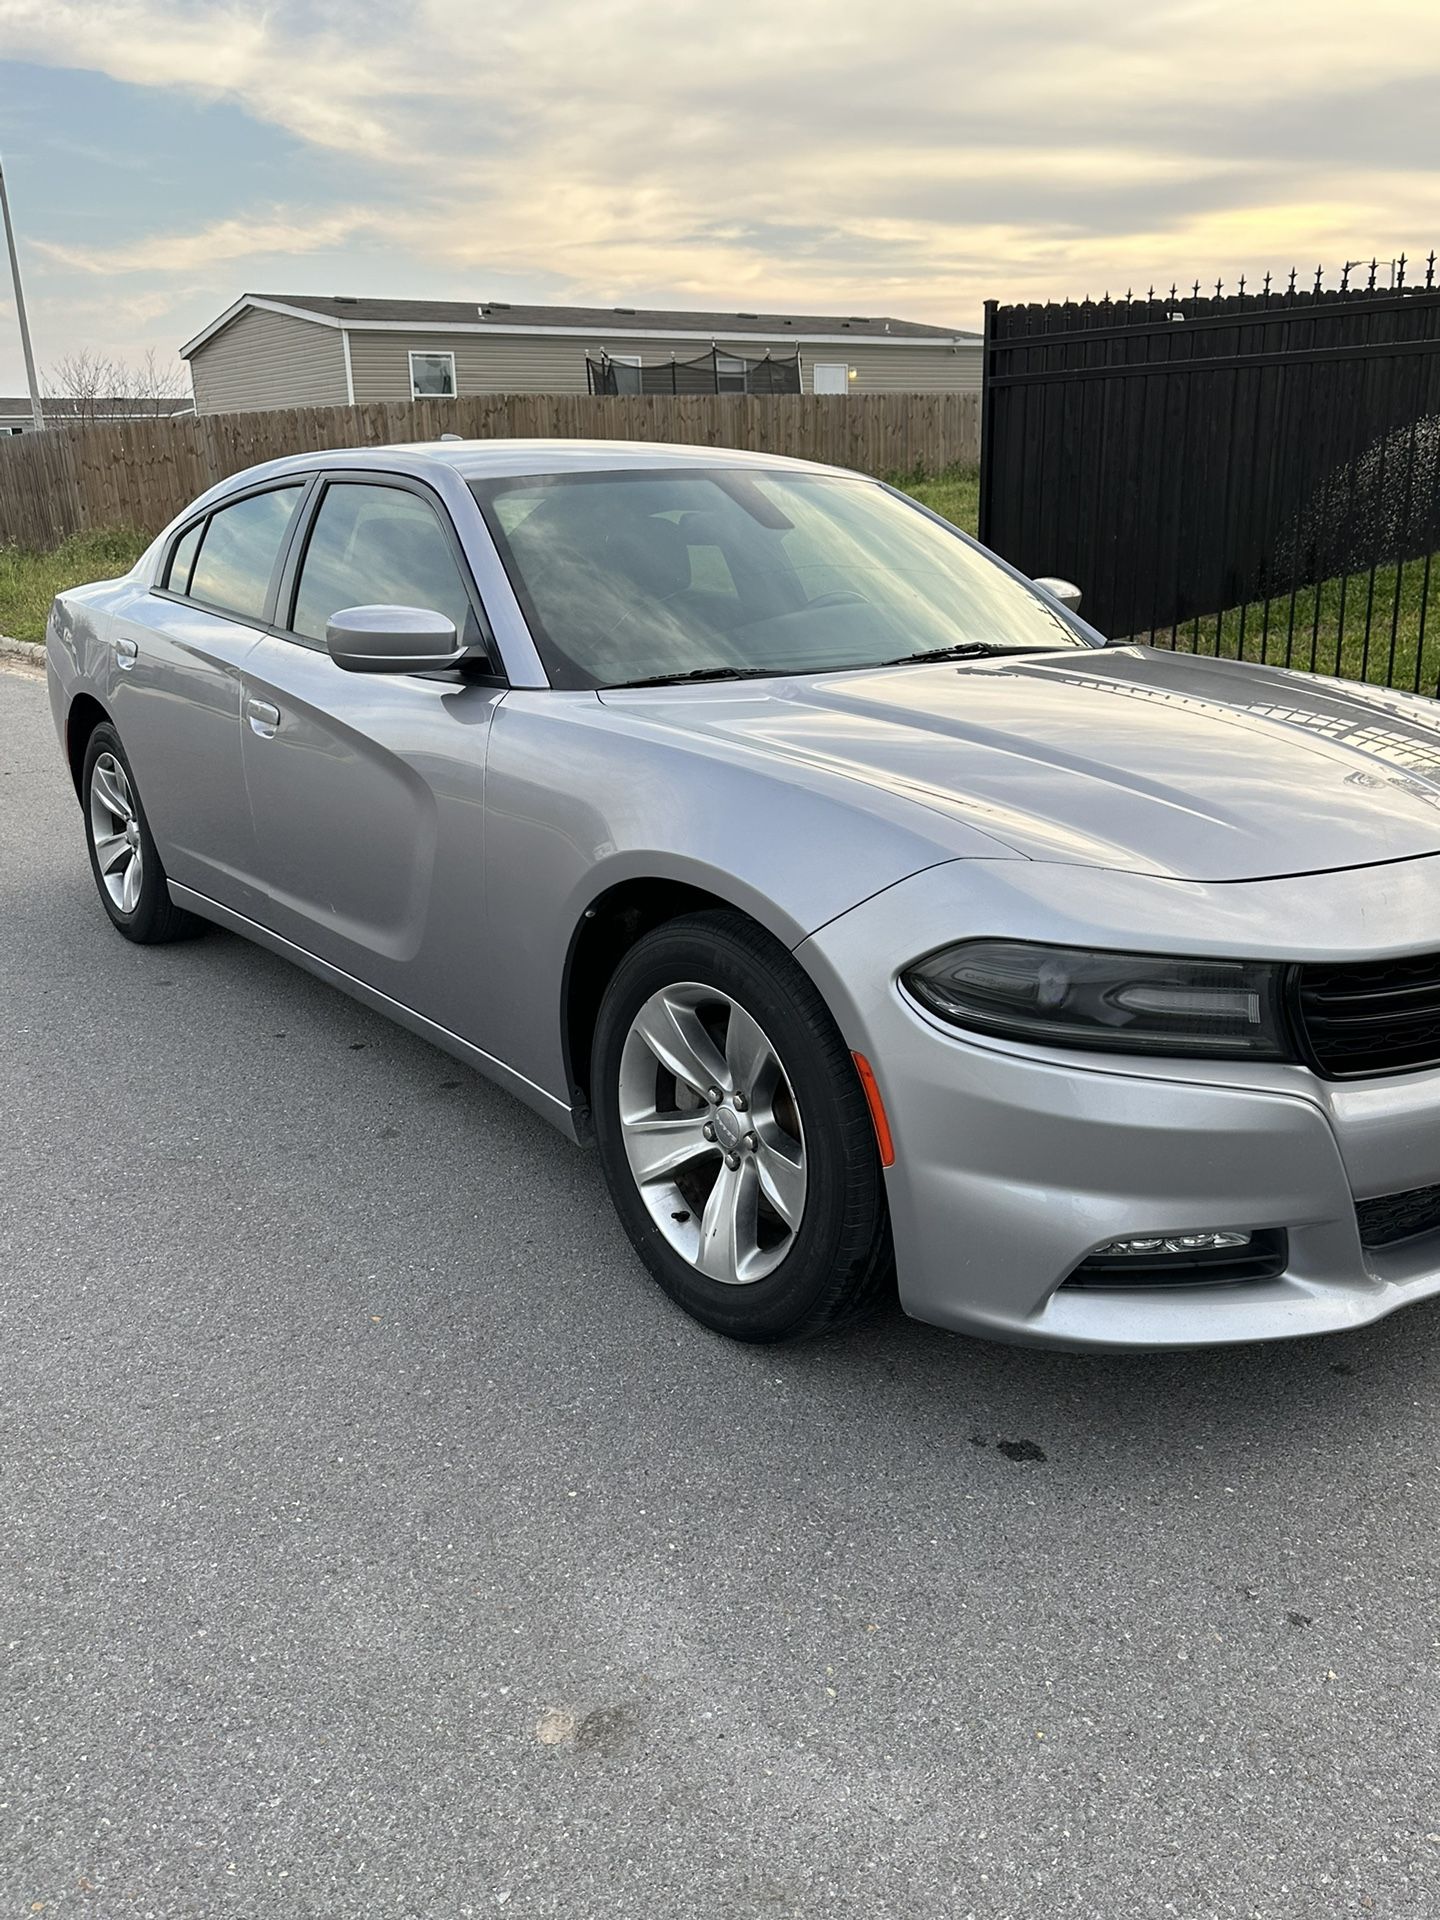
[1066,1227,1285,1290]
[1093,1230,1252,1257]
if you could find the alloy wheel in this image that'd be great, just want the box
[617,981,807,1285]
[89,751,144,914]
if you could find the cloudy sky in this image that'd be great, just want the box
[0,0,1437,394]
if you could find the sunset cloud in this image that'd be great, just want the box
[0,0,1437,383]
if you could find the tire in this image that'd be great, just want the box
[81,722,203,945]
[592,910,893,1342]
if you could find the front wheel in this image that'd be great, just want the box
[592,911,893,1341]
[82,722,202,944]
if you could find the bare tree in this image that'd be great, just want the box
[47,348,122,424]
[46,347,189,422]
[124,348,189,416]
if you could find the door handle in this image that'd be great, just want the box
[245,698,281,738]
[115,638,138,670]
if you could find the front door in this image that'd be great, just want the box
[236,475,505,1045]
[811,363,849,394]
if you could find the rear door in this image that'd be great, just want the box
[109,479,309,911]
[235,471,506,1041]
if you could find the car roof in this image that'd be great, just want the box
[417,438,855,481]
[198,437,860,502]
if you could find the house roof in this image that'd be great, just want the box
[0,396,193,420]
[180,293,979,358]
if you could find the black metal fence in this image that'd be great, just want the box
[978,259,1440,695]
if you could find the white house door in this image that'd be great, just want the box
[812,363,849,394]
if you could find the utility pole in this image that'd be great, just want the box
[0,156,44,432]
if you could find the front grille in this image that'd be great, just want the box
[1357,1182,1440,1249]
[1062,1230,1288,1289]
[1295,953,1440,1078]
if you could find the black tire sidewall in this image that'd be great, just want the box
[593,913,888,1341]
[82,723,171,942]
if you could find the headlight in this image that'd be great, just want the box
[902,940,1290,1059]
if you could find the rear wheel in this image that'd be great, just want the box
[592,911,893,1341]
[82,723,202,944]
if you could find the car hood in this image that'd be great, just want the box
[601,645,1440,881]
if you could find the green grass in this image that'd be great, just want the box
[0,527,150,645]
[891,463,979,535]
[1137,552,1440,696]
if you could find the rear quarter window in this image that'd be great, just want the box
[163,520,203,594]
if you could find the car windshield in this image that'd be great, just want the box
[471,468,1093,690]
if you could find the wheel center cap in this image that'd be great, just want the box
[712,1105,746,1154]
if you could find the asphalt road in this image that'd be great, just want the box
[3,658,1440,1920]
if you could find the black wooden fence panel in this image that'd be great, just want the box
[979,273,1440,692]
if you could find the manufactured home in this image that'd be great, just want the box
[180,295,982,413]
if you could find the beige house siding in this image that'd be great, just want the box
[344,328,980,401]
[189,305,349,413]
[799,342,980,393]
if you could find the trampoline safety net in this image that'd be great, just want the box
[586,347,803,395]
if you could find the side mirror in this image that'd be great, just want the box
[1033,576,1083,614]
[325,605,464,673]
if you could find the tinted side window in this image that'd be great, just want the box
[291,483,473,644]
[164,520,203,593]
[188,487,302,623]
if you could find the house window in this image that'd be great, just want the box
[812,363,849,395]
[607,354,643,394]
[715,354,748,394]
[410,350,456,399]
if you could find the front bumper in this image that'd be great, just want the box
[799,856,1440,1349]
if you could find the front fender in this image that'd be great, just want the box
[483,692,1019,1107]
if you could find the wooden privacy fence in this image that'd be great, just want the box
[0,390,979,549]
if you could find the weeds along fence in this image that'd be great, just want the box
[0,390,979,549]
[979,262,1440,695]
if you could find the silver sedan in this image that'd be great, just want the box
[44,439,1440,1348]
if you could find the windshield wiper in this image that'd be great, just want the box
[610,665,780,689]
[613,644,1070,688]
[877,642,1071,667]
